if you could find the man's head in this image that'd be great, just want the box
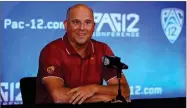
[64,4,95,46]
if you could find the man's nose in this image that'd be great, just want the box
[79,23,85,30]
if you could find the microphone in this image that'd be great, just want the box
[102,55,128,103]
[102,55,128,69]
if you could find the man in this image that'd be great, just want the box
[35,4,130,104]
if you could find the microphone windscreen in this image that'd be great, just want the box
[102,56,110,66]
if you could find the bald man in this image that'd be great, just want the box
[35,4,130,104]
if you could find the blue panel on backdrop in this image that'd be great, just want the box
[0,1,186,105]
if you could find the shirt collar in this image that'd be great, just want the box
[63,33,95,57]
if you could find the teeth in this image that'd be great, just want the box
[77,33,86,36]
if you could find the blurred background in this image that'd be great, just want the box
[0,1,186,105]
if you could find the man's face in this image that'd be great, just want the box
[64,6,95,45]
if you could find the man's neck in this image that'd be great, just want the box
[70,41,89,58]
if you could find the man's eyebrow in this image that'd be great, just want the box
[71,19,79,20]
[70,19,93,21]
[85,19,92,21]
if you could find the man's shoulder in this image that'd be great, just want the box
[47,37,64,46]
[91,38,109,47]
[41,37,65,52]
[91,39,114,55]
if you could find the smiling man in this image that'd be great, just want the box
[35,4,130,105]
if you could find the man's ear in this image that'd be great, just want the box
[63,20,67,31]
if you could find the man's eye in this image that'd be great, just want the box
[72,20,79,24]
[86,21,91,24]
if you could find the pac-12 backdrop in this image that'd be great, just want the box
[0,1,186,105]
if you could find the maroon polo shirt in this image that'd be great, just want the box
[35,34,118,104]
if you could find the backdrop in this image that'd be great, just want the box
[0,1,186,105]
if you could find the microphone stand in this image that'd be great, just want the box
[110,67,127,103]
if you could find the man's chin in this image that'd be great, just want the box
[76,42,87,46]
[75,40,88,45]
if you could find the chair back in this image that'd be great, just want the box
[20,77,36,104]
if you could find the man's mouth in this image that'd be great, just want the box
[77,33,86,36]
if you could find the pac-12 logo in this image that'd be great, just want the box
[93,13,140,37]
[161,8,184,44]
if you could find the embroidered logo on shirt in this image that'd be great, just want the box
[89,56,95,64]
[47,66,55,74]
[90,56,94,60]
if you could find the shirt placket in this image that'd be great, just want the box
[80,58,88,85]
